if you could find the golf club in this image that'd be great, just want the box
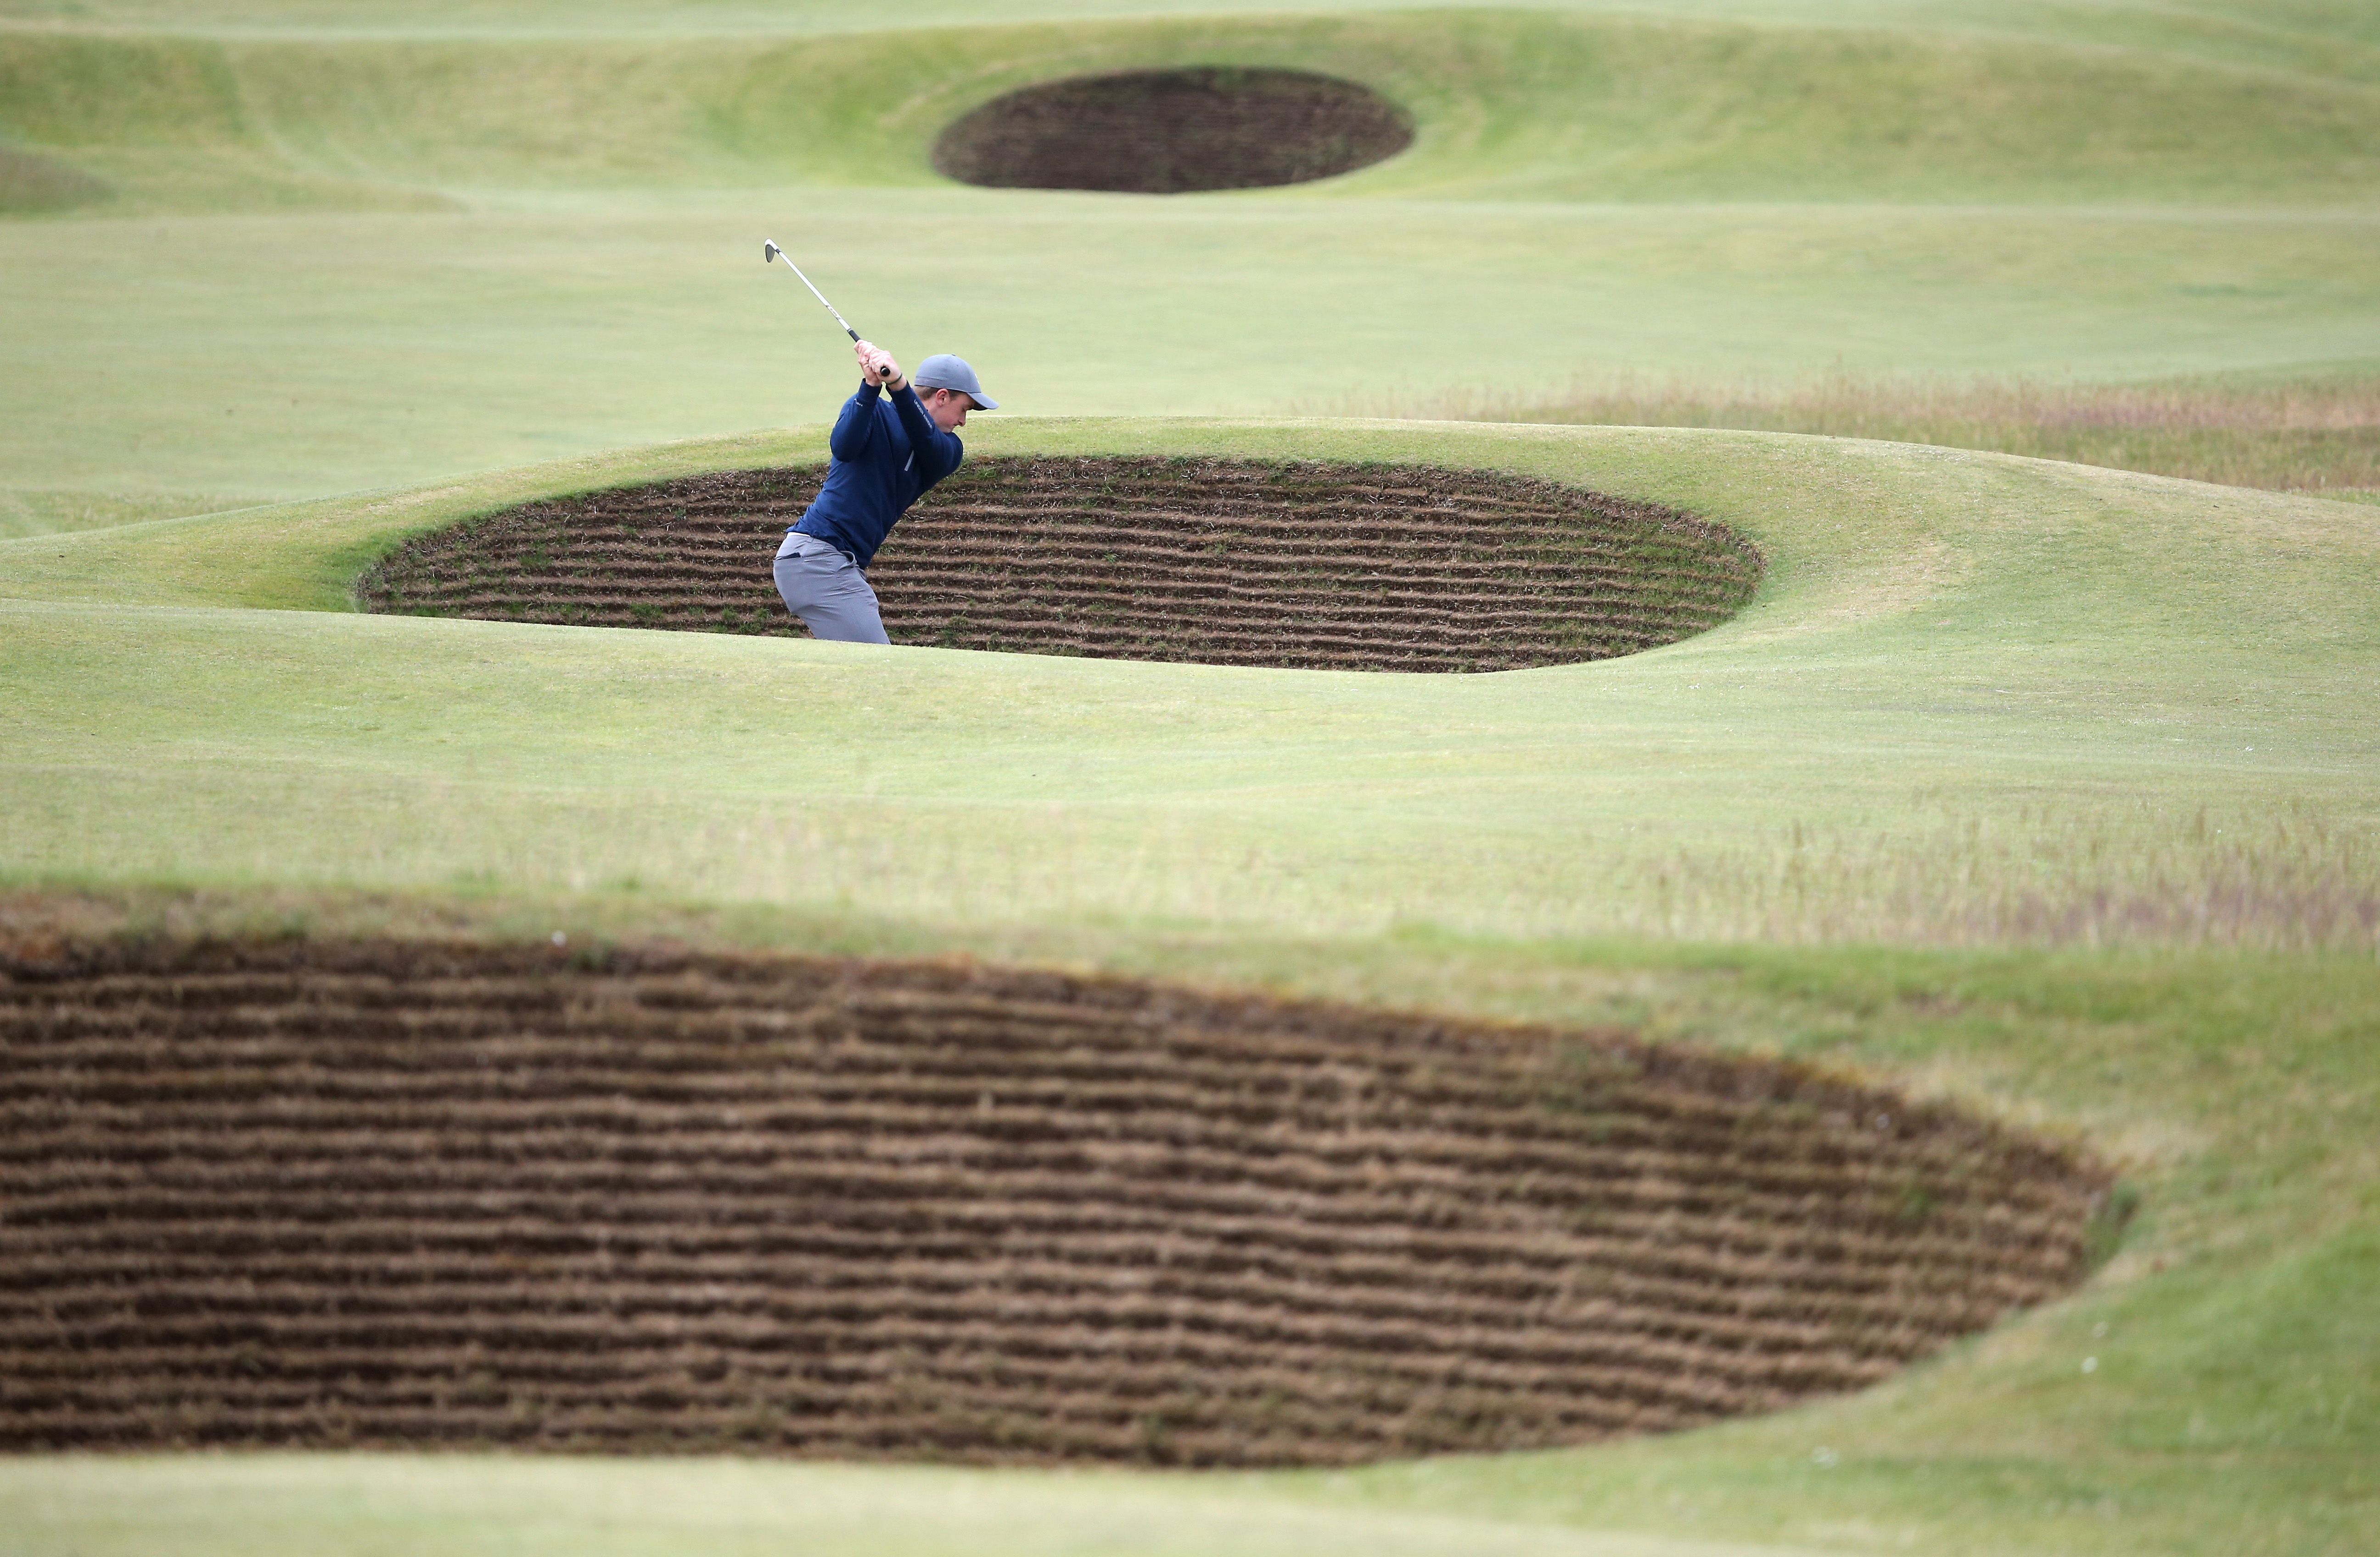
[763,239,893,381]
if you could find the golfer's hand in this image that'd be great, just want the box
[855,341,904,389]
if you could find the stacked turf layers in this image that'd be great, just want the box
[931,68,1415,194]
[0,939,2107,1465]
[359,458,1763,672]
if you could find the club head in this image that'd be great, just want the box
[763,241,781,264]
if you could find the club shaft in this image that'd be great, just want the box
[767,243,861,341]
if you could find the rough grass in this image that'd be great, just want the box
[0,141,107,213]
[1353,372,2380,493]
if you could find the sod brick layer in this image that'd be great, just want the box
[0,939,2110,1465]
[359,457,1764,672]
[932,67,1414,194]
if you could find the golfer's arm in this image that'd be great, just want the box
[888,386,962,481]
[826,382,882,460]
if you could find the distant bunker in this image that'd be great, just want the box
[360,458,1765,673]
[0,938,2115,1464]
[933,67,1413,193]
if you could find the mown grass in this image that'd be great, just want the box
[5,419,2374,952]
[0,488,249,540]
[8,198,2377,517]
[6,10,2378,520]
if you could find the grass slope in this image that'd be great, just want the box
[6,418,2375,945]
[4,6,2377,524]
[8,16,2376,205]
[3,0,2377,90]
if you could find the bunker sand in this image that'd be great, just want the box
[0,936,2111,1465]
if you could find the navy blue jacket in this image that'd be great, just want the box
[791,380,964,570]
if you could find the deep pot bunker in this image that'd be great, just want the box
[361,457,1766,673]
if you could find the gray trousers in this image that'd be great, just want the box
[773,533,890,644]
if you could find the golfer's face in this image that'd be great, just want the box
[927,391,973,433]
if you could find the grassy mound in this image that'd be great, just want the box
[6,415,2375,947]
[6,17,2375,206]
[359,457,1760,671]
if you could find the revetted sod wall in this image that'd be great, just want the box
[359,457,1764,672]
[933,67,1413,193]
[0,938,2113,1464]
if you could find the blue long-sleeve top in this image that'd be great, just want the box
[791,379,964,571]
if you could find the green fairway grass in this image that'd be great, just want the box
[0,1452,1827,1557]
[5,1,2379,524]
[4,0,2377,1551]
[13,195,2374,519]
[7,419,2377,946]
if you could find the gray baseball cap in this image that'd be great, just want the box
[912,353,998,410]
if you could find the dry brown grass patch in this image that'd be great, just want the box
[1351,373,2380,493]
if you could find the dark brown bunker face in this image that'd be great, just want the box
[933,67,1413,193]
[0,937,2115,1464]
[359,458,1763,672]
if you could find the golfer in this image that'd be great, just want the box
[773,340,996,644]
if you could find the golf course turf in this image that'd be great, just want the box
[4,405,2377,1557]
[360,457,1761,671]
[3,0,2378,1551]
